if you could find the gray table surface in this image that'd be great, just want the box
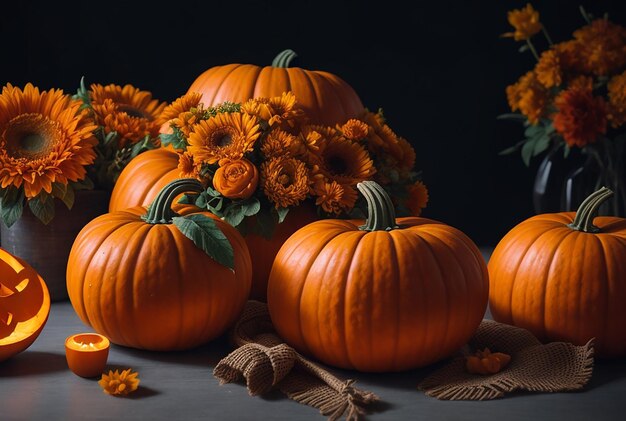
[1,248,626,420]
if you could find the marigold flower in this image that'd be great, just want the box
[535,49,563,88]
[260,157,310,208]
[506,71,549,124]
[553,87,607,148]
[502,3,542,41]
[260,129,298,159]
[312,178,357,215]
[99,369,140,396]
[573,19,626,77]
[90,83,166,147]
[0,83,97,198]
[213,158,259,199]
[608,71,626,128]
[188,112,260,164]
[405,181,429,216]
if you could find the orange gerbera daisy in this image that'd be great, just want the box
[405,181,429,216]
[159,92,203,126]
[178,151,204,180]
[553,87,607,148]
[266,92,305,128]
[260,157,310,208]
[171,109,204,138]
[608,71,626,128]
[0,83,97,198]
[573,19,626,77]
[340,119,370,141]
[312,178,358,215]
[260,129,297,159]
[188,112,260,164]
[502,3,542,41]
[319,139,376,186]
[506,71,549,124]
[90,83,166,147]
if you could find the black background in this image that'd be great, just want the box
[1,0,624,246]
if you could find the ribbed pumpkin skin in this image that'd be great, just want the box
[267,218,489,372]
[488,212,626,357]
[188,64,364,126]
[109,148,180,212]
[66,206,252,351]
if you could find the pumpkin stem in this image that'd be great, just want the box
[357,181,398,231]
[142,179,204,224]
[567,186,614,233]
[272,49,298,68]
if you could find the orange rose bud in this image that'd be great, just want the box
[213,158,259,199]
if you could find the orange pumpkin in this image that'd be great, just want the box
[267,181,489,372]
[489,187,626,357]
[187,49,364,126]
[109,148,180,213]
[67,179,252,351]
[109,149,318,301]
[0,248,50,362]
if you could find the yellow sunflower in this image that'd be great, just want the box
[159,92,203,126]
[260,129,298,159]
[260,157,310,208]
[187,112,260,164]
[0,83,97,198]
[90,83,166,147]
[318,138,376,186]
[312,178,358,215]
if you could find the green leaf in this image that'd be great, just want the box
[519,44,530,53]
[533,134,551,157]
[563,144,571,158]
[276,207,289,224]
[496,113,526,122]
[71,177,95,191]
[206,187,221,197]
[130,135,157,158]
[0,189,24,228]
[241,197,260,217]
[52,182,75,210]
[28,195,56,225]
[521,138,537,166]
[524,124,544,138]
[195,192,209,209]
[223,203,246,227]
[178,193,198,205]
[255,208,276,240]
[160,128,188,150]
[499,140,526,155]
[172,214,234,270]
[207,196,224,213]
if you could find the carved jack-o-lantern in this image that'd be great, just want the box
[0,248,50,362]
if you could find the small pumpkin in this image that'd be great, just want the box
[267,181,489,372]
[187,49,364,126]
[489,187,626,357]
[0,248,50,362]
[67,179,252,351]
[109,148,180,213]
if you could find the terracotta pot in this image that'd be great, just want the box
[0,190,109,301]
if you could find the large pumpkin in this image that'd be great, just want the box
[267,181,489,372]
[187,49,364,126]
[67,179,252,351]
[109,148,180,212]
[0,248,50,361]
[489,187,626,357]
[109,148,318,301]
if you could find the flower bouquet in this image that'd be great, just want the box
[499,4,626,215]
[0,80,166,299]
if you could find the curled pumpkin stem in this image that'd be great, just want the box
[465,348,511,375]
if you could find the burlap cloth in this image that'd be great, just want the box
[214,301,594,419]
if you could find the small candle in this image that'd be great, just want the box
[65,333,110,378]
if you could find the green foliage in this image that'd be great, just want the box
[172,214,234,270]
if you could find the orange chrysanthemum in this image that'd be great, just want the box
[340,119,370,141]
[405,181,429,216]
[90,83,166,147]
[260,157,310,208]
[319,139,376,186]
[573,19,626,77]
[608,71,626,128]
[506,71,549,124]
[502,3,542,41]
[99,369,140,396]
[553,87,607,148]
[312,179,357,215]
[188,112,260,164]
[267,92,305,128]
[260,129,298,159]
[535,49,563,88]
[0,83,97,198]
[159,92,203,126]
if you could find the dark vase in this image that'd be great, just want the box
[0,190,109,301]
[533,141,626,217]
